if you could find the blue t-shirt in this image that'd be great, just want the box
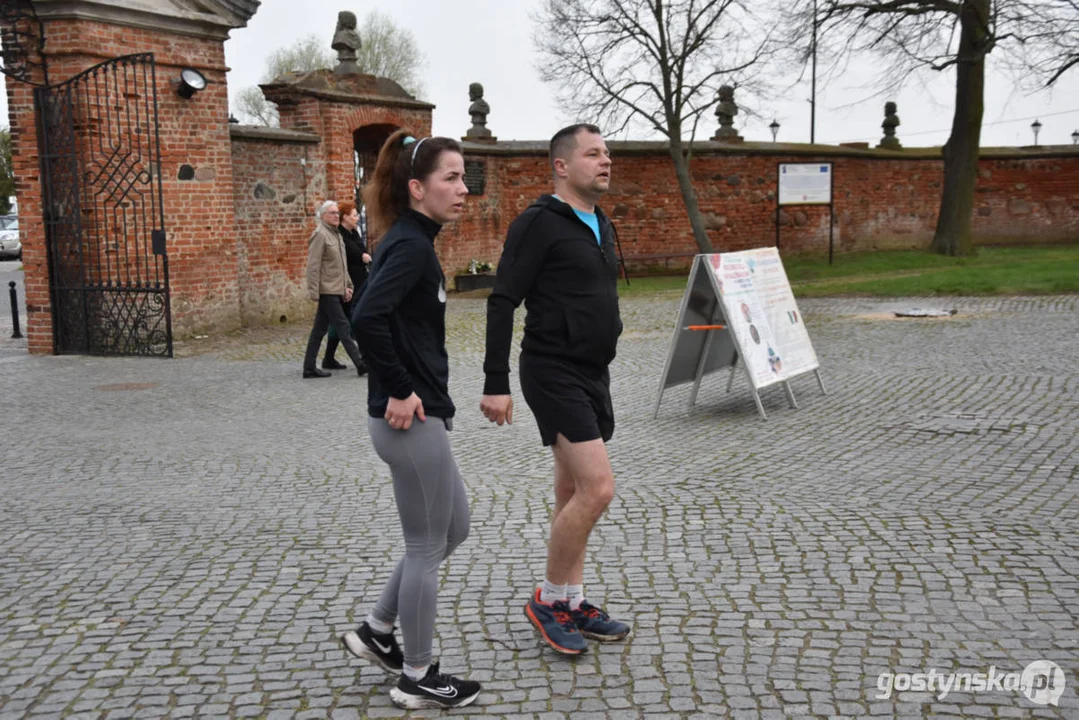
[572,208,601,245]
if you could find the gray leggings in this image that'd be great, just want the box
[367,416,470,667]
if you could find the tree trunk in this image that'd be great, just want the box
[931,0,989,257]
[668,138,714,253]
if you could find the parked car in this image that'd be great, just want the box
[0,215,21,260]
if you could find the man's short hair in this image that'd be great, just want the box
[316,200,338,219]
[549,123,602,170]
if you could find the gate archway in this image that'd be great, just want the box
[352,123,398,201]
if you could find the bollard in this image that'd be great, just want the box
[9,281,22,339]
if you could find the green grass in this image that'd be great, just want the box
[616,275,691,296]
[617,244,1079,297]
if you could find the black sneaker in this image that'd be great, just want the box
[389,662,481,710]
[341,622,403,673]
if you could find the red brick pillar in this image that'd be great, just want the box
[3,0,257,353]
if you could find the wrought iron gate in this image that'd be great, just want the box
[36,53,172,356]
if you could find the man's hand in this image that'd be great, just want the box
[362,253,372,265]
[344,288,353,303]
[480,395,513,425]
[386,393,426,431]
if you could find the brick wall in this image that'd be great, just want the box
[229,127,323,326]
[438,144,1079,284]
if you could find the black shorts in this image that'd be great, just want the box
[519,353,614,447]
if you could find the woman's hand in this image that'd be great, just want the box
[386,393,426,431]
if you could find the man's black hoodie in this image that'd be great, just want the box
[483,194,622,395]
[354,209,454,419]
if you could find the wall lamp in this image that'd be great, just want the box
[177,68,207,99]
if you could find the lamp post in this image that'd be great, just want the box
[1072,129,1078,145]
[809,0,818,144]
[1031,119,1042,146]
[769,119,780,142]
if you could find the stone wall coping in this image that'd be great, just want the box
[33,0,257,41]
[229,125,322,144]
[459,139,1079,161]
[262,83,435,112]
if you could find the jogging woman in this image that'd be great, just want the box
[341,130,479,710]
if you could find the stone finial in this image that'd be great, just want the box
[712,85,743,143]
[879,101,901,149]
[463,82,496,142]
[332,11,363,76]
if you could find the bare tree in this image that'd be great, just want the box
[233,35,333,125]
[534,0,770,253]
[354,11,425,98]
[235,85,281,127]
[788,1,1079,256]
[233,13,426,127]
[264,34,335,79]
[1010,0,1079,87]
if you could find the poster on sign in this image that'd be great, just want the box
[654,248,825,420]
[778,163,832,205]
[707,249,819,390]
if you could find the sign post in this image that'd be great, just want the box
[654,248,827,420]
[777,162,835,265]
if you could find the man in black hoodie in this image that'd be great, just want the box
[481,124,630,656]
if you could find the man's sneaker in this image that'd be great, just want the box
[524,588,587,655]
[389,662,481,709]
[571,600,631,641]
[341,622,403,673]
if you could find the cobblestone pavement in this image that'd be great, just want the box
[2,293,1077,719]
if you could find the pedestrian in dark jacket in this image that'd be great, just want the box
[339,129,481,711]
[323,199,371,370]
[480,123,630,656]
[301,200,365,378]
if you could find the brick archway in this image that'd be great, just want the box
[342,106,430,139]
[317,103,433,210]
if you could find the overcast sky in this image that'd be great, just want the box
[1,0,1076,148]
[221,0,1079,148]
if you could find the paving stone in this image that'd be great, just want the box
[0,294,1076,718]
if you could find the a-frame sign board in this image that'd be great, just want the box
[653,248,827,420]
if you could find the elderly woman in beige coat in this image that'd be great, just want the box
[302,200,366,378]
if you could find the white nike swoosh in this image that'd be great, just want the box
[372,638,392,654]
[422,685,458,698]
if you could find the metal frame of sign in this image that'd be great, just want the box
[776,162,836,265]
[653,254,827,420]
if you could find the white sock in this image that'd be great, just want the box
[365,614,392,635]
[403,663,429,681]
[566,584,585,611]
[540,578,566,604]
